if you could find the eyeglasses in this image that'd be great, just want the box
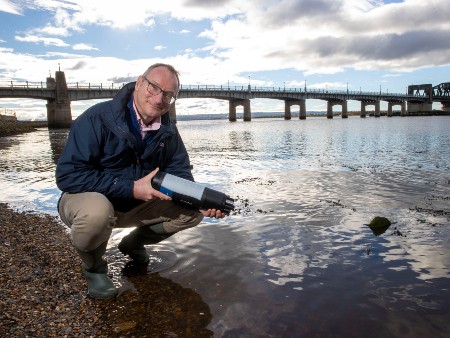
[142,76,177,104]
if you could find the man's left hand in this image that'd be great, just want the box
[201,208,226,219]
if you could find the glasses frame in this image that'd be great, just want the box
[142,76,177,105]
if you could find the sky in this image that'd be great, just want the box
[0,0,449,120]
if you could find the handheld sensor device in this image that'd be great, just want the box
[151,172,235,213]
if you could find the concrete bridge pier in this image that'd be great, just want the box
[46,71,72,128]
[360,100,380,117]
[342,100,348,118]
[327,100,347,119]
[388,101,406,117]
[284,100,292,120]
[169,104,177,122]
[229,99,251,122]
[360,102,366,118]
[442,102,450,112]
[229,102,237,122]
[327,101,334,119]
[299,99,306,119]
[374,100,380,117]
[407,84,433,115]
[407,102,433,115]
[284,99,306,120]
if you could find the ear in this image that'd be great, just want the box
[135,75,143,90]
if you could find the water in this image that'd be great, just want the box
[1,116,450,337]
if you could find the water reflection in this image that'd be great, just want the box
[0,128,65,212]
[48,128,69,165]
[228,130,255,154]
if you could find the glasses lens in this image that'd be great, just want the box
[165,94,176,104]
[146,79,176,104]
[147,82,160,96]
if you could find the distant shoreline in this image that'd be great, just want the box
[0,120,48,137]
[2,110,448,137]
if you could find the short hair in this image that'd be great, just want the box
[143,63,180,89]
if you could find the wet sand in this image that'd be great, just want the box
[0,203,213,337]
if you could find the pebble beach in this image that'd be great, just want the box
[0,203,213,337]
[0,203,109,336]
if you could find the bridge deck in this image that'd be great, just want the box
[1,82,445,103]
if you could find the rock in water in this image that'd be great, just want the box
[368,216,391,229]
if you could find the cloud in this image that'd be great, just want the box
[193,0,450,75]
[68,60,88,70]
[72,43,99,51]
[18,0,449,77]
[0,0,22,15]
[164,0,242,20]
[262,0,344,27]
[3,1,450,101]
[14,34,69,47]
[308,82,348,90]
[108,75,138,83]
[47,1,158,30]
[183,0,234,8]
[4,1,450,80]
[0,47,14,53]
[35,24,71,36]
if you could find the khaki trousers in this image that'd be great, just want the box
[58,192,204,251]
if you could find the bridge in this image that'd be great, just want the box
[0,71,449,127]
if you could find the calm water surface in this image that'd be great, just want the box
[1,116,450,337]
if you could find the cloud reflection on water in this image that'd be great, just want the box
[1,117,449,336]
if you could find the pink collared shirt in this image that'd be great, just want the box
[133,101,161,139]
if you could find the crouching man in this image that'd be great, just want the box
[56,63,225,299]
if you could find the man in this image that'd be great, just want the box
[56,63,225,299]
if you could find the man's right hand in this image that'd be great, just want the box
[133,168,172,201]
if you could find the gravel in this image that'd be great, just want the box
[0,203,213,337]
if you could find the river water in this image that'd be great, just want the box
[1,116,450,337]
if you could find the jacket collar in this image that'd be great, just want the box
[103,82,176,135]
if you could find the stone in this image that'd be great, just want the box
[368,216,391,229]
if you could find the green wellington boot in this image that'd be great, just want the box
[76,241,117,299]
[118,224,171,265]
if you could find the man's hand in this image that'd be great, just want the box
[200,208,227,219]
[133,168,172,201]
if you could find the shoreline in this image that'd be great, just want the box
[0,203,109,336]
[0,203,214,337]
[1,110,449,138]
[0,121,48,137]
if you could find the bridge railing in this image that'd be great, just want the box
[0,81,46,88]
[0,81,431,99]
[179,84,414,97]
[0,81,126,90]
[66,82,126,90]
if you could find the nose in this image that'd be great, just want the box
[152,90,165,104]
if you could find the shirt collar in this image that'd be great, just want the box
[132,97,161,138]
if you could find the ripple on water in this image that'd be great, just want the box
[2,119,450,337]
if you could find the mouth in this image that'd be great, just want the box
[146,98,167,114]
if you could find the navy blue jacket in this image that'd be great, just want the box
[55,82,193,211]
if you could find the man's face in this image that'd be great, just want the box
[134,66,178,123]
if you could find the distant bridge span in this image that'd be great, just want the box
[0,71,449,127]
